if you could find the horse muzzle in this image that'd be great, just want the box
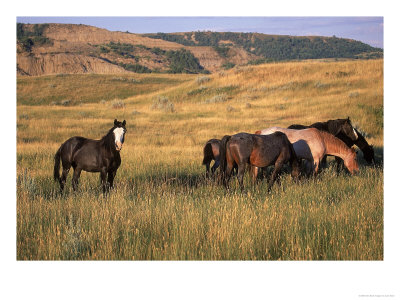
[115,142,123,151]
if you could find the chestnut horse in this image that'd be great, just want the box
[220,132,299,191]
[256,127,359,176]
[54,119,127,194]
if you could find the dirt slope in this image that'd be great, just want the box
[17,23,258,75]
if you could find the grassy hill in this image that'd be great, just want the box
[17,59,383,260]
[17,23,383,76]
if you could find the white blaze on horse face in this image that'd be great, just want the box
[113,127,125,151]
[353,128,358,140]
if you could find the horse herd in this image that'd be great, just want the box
[53,118,375,194]
[203,117,375,191]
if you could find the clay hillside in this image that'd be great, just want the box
[17,23,383,76]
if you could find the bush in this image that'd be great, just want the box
[204,94,227,104]
[196,76,210,85]
[111,99,126,109]
[151,96,175,112]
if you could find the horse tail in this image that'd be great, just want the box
[286,136,300,178]
[219,135,231,180]
[202,142,213,165]
[53,146,62,182]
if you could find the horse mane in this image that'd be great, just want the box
[318,130,353,158]
[100,126,116,150]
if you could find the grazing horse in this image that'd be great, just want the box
[202,139,222,177]
[54,119,127,194]
[288,117,370,167]
[256,127,359,176]
[220,132,300,191]
[288,118,374,165]
[288,117,358,142]
[335,127,375,164]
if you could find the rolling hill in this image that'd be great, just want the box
[17,23,383,76]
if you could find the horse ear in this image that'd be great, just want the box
[122,120,126,126]
[114,119,118,125]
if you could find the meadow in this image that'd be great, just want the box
[17,59,383,260]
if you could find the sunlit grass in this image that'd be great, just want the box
[17,59,383,260]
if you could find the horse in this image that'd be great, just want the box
[288,117,358,142]
[202,139,222,177]
[53,119,127,194]
[220,132,300,192]
[288,118,374,165]
[256,127,359,176]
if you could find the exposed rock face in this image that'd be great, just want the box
[17,53,130,76]
[16,23,258,76]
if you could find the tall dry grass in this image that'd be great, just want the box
[17,59,383,260]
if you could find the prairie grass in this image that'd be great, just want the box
[17,59,383,260]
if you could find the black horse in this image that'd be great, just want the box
[220,132,299,191]
[54,119,127,194]
[288,117,375,165]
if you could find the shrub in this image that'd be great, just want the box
[61,99,71,106]
[222,62,235,70]
[226,105,236,112]
[151,96,175,112]
[204,94,227,104]
[196,76,210,85]
[111,99,126,109]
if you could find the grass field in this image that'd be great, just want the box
[16,59,383,260]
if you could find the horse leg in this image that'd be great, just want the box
[268,159,284,192]
[211,159,220,174]
[224,162,233,189]
[251,166,259,184]
[335,157,344,173]
[107,170,116,189]
[205,162,211,178]
[237,162,246,192]
[290,158,300,181]
[72,167,82,191]
[320,155,328,168]
[313,160,320,176]
[59,167,70,192]
[100,169,108,194]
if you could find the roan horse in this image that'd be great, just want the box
[220,132,300,191]
[288,117,374,166]
[256,127,359,176]
[54,119,127,194]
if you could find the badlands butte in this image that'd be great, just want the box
[17,23,382,76]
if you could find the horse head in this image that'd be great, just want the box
[364,144,375,164]
[113,119,127,151]
[344,147,359,175]
[342,117,359,141]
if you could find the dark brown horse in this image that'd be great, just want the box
[220,132,299,191]
[54,119,127,194]
[288,117,358,142]
[202,139,222,177]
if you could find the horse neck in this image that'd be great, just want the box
[354,129,369,150]
[320,131,352,161]
[101,129,116,153]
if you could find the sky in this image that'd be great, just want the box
[16,16,383,48]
